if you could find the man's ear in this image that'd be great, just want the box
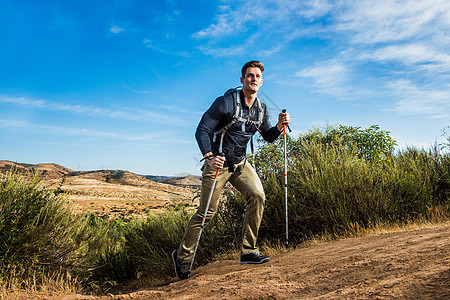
[240,77,244,84]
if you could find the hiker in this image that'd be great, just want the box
[172,60,291,280]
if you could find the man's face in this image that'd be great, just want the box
[240,67,263,93]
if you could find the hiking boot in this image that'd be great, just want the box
[240,251,270,264]
[172,250,190,280]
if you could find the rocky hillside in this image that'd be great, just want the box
[0,160,74,179]
[1,161,199,220]
[160,175,202,187]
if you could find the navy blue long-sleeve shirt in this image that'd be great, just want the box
[195,89,281,166]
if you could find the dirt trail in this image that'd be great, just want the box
[58,224,449,300]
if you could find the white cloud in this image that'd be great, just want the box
[296,62,346,80]
[334,1,450,71]
[192,0,450,120]
[196,44,245,57]
[387,79,450,118]
[159,105,203,116]
[257,45,283,57]
[143,39,159,51]
[359,43,450,73]
[110,25,125,33]
[0,95,47,108]
[143,39,191,57]
[0,95,188,126]
[192,0,333,56]
[193,0,450,58]
[295,61,352,97]
[363,44,441,64]
[335,0,447,44]
[301,0,332,19]
[193,0,332,40]
[0,119,171,141]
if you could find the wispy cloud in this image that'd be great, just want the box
[335,0,450,45]
[192,0,332,56]
[359,44,450,73]
[335,1,450,74]
[143,39,190,57]
[110,25,125,34]
[295,60,359,99]
[193,0,332,40]
[0,95,188,126]
[194,0,449,101]
[197,44,245,57]
[286,0,450,118]
[386,79,450,119]
[296,61,347,86]
[159,105,203,116]
[0,119,171,141]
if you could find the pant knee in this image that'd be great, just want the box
[248,189,265,205]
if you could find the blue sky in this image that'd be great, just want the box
[1,0,449,176]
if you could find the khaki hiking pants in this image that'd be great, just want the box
[177,159,266,263]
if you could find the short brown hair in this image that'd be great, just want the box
[241,61,264,77]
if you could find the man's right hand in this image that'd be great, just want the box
[204,152,226,169]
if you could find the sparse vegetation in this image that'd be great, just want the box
[0,124,448,296]
[0,172,89,293]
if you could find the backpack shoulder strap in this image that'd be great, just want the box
[212,88,242,153]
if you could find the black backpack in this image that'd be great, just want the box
[212,88,265,169]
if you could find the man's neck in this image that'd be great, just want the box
[242,89,257,108]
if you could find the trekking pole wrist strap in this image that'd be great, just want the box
[200,154,215,162]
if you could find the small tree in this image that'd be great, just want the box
[304,124,397,164]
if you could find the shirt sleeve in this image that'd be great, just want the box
[259,104,282,143]
[195,96,228,156]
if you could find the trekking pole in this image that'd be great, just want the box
[282,109,290,246]
[189,154,223,273]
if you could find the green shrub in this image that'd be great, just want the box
[0,172,90,288]
[91,208,192,283]
[254,126,449,243]
[298,124,397,164]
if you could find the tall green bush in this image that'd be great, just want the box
[0,172,90,287]
[91,208,192,283]
[254,125,449,242]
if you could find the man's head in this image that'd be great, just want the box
[241,60,264,94]
[241,61,264,78]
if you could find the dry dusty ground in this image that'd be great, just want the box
[22,224,446,300]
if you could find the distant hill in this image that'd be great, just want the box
[0,160,74,179]
[74,169,161,187]
[0,161,199,219]
[159,175,202,187]
[143,175,173,182]
[0,160,201,187]
[143,175,202,187]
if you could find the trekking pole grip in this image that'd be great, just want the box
[281,109,292,132]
